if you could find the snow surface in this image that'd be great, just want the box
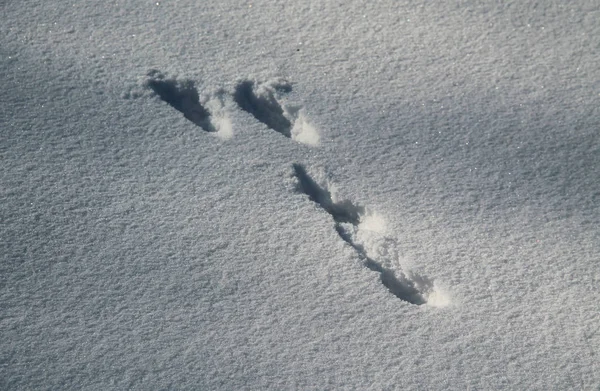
[2,0,599,389]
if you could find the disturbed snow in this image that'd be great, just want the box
[2,0,599,389]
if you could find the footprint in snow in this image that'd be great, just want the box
[144,70,232,139]
[292,163,449,306]
[234,78,320,146]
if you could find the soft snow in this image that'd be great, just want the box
[2,0,599,389]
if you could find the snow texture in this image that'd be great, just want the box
[2,0,599,389]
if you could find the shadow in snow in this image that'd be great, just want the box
[234,80,292,138]
[292,163,428,305]
[335,224,428,305]
[145,70,217,132]
[293,164,363,224]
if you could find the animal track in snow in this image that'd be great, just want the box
[292,164,448,306]
[234,79,320,146]
[145,70,232,138]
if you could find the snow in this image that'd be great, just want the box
[2,0,599,389]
